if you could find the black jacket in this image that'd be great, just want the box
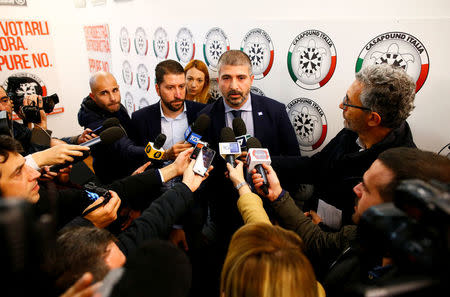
[77,96,134,183]
[272,121,416,224]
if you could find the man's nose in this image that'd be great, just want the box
[339,101,344,110]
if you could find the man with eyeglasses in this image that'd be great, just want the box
[272,63,417,228]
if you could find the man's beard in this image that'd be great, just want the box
[224,90,248,107]
[162,98,184,112]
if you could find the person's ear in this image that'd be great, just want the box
[155,84,160,97]
[367,111,381,127]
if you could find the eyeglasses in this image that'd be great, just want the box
[342,95,371,112]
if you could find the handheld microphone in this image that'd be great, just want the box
[246,137,271,195]
[145,133,167,160]
[232,117,251,150]
[49,126,125,172]
[184,114,211,146]
[91,117,120,135]
[219,127,241,167]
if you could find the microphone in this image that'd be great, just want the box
[219,127,241,167]
[246,137,271,195]
[184,114,211,146]
[232,117,251,150]
[49,126,125,172]
[91,117,120,135]
[145,133,167,160]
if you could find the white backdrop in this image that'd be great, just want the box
[2,0,450,155]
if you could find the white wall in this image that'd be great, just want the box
[3,0,450,154]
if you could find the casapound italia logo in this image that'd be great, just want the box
[241,28,274,79]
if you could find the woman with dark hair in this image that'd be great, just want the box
[184,60,211,104]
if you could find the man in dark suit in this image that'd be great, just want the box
[195,50,300,297]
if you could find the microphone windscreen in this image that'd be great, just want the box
[102,117,120,129]
[232,117,247,136]
[192,114,211,135]
[154,133,167,149]
[246,137,262,149]
[220,127,236,142]
[99,126,125,145]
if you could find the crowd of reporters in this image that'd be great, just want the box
[0,52,449,297]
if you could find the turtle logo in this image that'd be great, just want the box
[138,98,150,110]
[119,27,130,54]
[250,86,265,97]
[203,27,230,71]
[124,91,135,116]
[134,27,148,56]
[2,72,47,97]
[287,30,337,90]
[175,27,195,64]
[356,31,429,93]
[438,143,450,159]
[287,98,327,151]
[153,27,169,60]
[122,60,133,86]
[240,28,274,79]
[209,79,221,102]
[136,64,150,91]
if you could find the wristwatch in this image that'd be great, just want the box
[235,181,248,190]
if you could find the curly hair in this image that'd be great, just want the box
[356,64,416,128]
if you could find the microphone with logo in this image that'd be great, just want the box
[219,127,241,167]
[246,137,271,195]
[184,114,211,146]
[145,133,167,160]
[232,117,251,151]
[49,126,125,172]
[90,117,121,135]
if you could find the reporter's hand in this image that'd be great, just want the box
[172,147,194,175]
[236,151,248,166]
[169,228,189,251]
[226,160,246,188]
[77,128,97,144]
[251,164,282,202]
[60,272,101,297]
[164,141,192,160]
[182,159,213,192]
[305,210,322,225]
[84,191,121,228]
[132,161,151,175]
[32,144,90,167]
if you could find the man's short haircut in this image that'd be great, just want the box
[51,227,117,294]
[356,64,416,128]
[377,147,450,202]
[0,135,22,165]
[155,59,185,86]
[217,50,252,75]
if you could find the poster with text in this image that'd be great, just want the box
[0,19,63,117]
[84,24,112,74]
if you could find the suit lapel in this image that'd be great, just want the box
[211,98,226,143]
[149,102,162,140]
[251,94,265,142]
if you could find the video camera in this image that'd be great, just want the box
[353,179,450,296]
[6,76,59,123]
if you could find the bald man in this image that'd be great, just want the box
[77,72,135,184]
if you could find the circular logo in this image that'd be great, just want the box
[138,98,150,109]
[287,30,337,90]
[136,64,150,91]
[209,79,221,102]
[203,27,230,71]
[124,91,135,116]
[356,31,429,93]
[287,98,327,151]
[438,143,450,159]
[134,27,148,56]
[122,60,133,85]
[119,27,130,54]
[153,27,169,60]
[240,28,274,79]
[250,86,265,97]
[15,0,27,6]
[2,72,47,97]
[175,27,195,64]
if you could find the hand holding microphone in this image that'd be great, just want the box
[251,163,283,202]
[246,137,271,195]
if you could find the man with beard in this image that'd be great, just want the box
[271,63,417,228]
[78,71,135,184]
[129,59,205,253]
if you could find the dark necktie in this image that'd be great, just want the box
[231,110,242,119]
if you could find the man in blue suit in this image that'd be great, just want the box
[195,50,300,297]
